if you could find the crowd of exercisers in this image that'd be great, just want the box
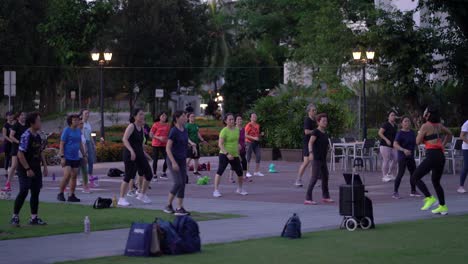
[2,104,468,226]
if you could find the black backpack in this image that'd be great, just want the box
[107,168,124,177]
[93,197,112,209]
[281,213,302,239]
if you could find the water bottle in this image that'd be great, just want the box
[84,216,91,234]
[112,194,117,208]
[207,162,211,171]
[52,173,56,181]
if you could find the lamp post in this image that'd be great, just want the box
[91,48,112,139]
[352,48,375,140]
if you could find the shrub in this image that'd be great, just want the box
[200,140,219,156]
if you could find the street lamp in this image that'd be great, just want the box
[91,48,112,139]
[353,48,375,140]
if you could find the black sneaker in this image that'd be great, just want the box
[163,205,175,214]
[29,217,47,225]
[193,171,201,176]
[10,215,20,227]
[57,193,66,202]
[174,207,190,216]
[160,173,168,180]
[67,194,81,202]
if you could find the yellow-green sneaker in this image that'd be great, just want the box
[421,196,437,211]
[431,205,448,215]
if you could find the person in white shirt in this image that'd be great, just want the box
[458,120,468,193]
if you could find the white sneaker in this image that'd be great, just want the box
[294,180,303,187]
[77,180,82,186]
[457,187,466,194]
[118,197,130,207]
[246,172,253,178]
[254,172,265,177]
[213,190,222,198]
[382,176,392,183]
[127,190,137,197]
[236,188,248,196]
[137,193,152,204]
[388,174,396,180]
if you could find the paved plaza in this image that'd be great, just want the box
[1,157,468,264]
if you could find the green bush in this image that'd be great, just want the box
[251,94,348,148]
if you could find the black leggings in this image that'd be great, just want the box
[4,145,11,171]
[306,160,330,201]
[124,156,153,183]
[394,158,417,193]
[217,154,243,177]
[152,146,167,174]
[14,169,42,215]
[411,149,446,205]
[168,158,187,199]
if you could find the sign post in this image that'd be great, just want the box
[71,90,76,112]
[155,89,164,115]
[4,71,17,111]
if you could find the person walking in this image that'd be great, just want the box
[304,113,334,205]
[10,112,48,226]
[186,113,207,178]
[78,119,91,193]
[245,113,263,177]
[378,110,398,182]
[411,106,452,215]
[80,109,97,186]
[150,111,170,180]
[229,115,248,183]
[295,104,317,187]
[57,114,87,202]
[163,111,191,216]
[117,108,154,206]
[457,119,468,193]
[392,116,421,199]
[2,112,15,178]
[213,114,247,197]
[4,112,28,192]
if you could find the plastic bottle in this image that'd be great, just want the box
[84,216,91,234]
[52,173,56,181]
[112,194,117,208]
[207,162,211,171]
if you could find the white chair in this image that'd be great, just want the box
[445,138,463,175]
[329,138,346,171]
[354,139,378,171]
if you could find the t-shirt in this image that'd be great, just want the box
[79,134,87,158]
[461,120,468,150]
[310,129,329,161]
[83,122,92,141]
[395,130,416,160]
[61,127,82,161]
[239,127,246,154]
[168,126,189,160]
[303,116,317,145]
[150,122,171,147]
[3,122,13,147]
[245,122,260,143]
[12,122,28,143]
[379,122,397,147]
[219,127,240,157]
[185,123,200,144]
[18,129,43,172]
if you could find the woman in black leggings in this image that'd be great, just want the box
[411,106,452,215]
[117,108,153,207]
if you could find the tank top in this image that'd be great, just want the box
[123,123,144,160]
[423,122,443,151]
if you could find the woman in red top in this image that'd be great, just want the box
[245,113,263,177]
[150,112,171,180]
[411,106,452,215]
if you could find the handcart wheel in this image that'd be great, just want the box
[345,218,358,231]
[360,217,372,230]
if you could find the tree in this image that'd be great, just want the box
[222,42,280,114]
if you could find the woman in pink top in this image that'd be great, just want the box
[150,112,171,180]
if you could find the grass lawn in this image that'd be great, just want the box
[0,200,239,240]
[61,214,468,264]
